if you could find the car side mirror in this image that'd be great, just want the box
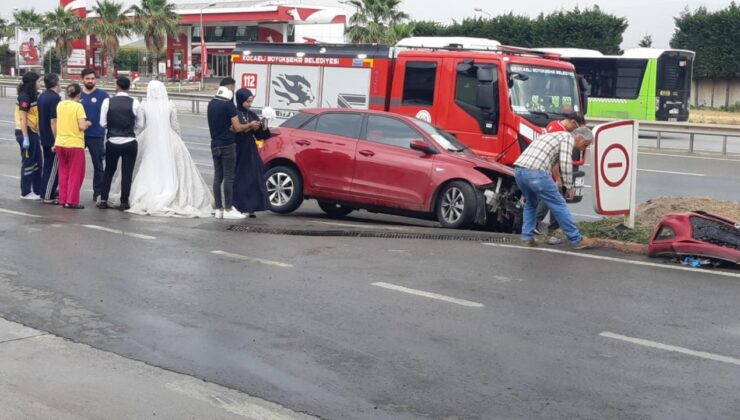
[410,140,437,155]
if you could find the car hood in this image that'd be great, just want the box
[444,152,515,177]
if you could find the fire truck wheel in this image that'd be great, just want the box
[266,166,303,214]
[436,181,476,229]
[317,201,355,218]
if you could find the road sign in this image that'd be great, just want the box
[592,120,638,228]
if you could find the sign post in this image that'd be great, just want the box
[592,120,639,228]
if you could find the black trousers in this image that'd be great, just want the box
[41,145,59,200]
[101,140,138,204]
[212,144,236,209]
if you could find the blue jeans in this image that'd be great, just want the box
[515,167,582,246]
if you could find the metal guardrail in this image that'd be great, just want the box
[1,79,737,154]
[588,117,739,155]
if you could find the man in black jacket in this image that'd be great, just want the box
[97,76,143,210]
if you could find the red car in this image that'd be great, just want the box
[260,109,523,230]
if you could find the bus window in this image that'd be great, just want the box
[572,58,647,99]
[402,62,437,106]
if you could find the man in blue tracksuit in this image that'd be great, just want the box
[80,68,109,202]
[37,73,62,203]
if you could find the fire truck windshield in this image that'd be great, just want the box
[508,64,580,124]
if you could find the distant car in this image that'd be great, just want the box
[259,109,523,230]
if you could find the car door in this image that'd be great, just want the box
[350,115,435,211]
[293,112,362,199]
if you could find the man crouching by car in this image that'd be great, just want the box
[514,127,598,250]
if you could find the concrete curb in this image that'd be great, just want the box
[594,238,649,255]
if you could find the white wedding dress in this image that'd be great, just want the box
[109,81,213,217]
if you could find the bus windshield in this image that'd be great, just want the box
[508,64,580,123]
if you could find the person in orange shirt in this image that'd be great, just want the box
[55,83,92,209]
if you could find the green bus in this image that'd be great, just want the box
[537,48,695,121]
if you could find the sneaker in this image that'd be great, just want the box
[63,204,85,210]
[21,193,41,200]
[214,209,223,219]
[223,208,247,220]
[547,236,563,245]
[572,237,598,250]
[520,239,538,247]
[97,201,109,209]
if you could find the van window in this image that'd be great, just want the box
[315,113,363,138]
[402,62,437,106]
[454,72,478,106]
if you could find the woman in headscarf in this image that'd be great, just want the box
[232,88,269,217]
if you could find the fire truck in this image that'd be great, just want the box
[230,38,589,224]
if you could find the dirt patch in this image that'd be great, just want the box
[577,197,740,244]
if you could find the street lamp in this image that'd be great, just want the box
[474,8,492,18]
[199,2,217,90]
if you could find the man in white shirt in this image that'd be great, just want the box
[97,76,144,210]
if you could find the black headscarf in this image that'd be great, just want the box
[235,88,254,113]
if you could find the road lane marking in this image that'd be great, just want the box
[211,250,293,268]
[311,220,410,231]
[600,331,740,367]
[0,208,43,218]
[639,151,740,162]
[482,243,740,279]
[194,161,213,167]
[1,174,20,180]
[0,137,16,143]
[372,282,484,308]
[637,168,705,177]
[82,224,157,240]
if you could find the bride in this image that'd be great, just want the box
[110,80,213,217]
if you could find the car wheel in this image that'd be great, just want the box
[317,201,354,218]
[436,181,477,229]
[265,166,303,214]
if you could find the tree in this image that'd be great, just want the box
[0,18,14,41]
[411,6,626,54]
[343,0,410,43]
[130,0,180,75]
[13,8,45,29]
[671,3,740,79]
[385,22,415,44]
[87,0,132,79]
[41,7,85,78]
[638,34,653,47]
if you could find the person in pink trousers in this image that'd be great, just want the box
[55,83,92,209]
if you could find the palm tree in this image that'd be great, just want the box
[385,22,415,44]
[343,0,410,43]
[0,18,14,41]
[87,0,132,79]
[42,7,85,78]
[130,0,180,75]
[13,8,45,29]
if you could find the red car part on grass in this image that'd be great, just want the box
[648,212,740,265]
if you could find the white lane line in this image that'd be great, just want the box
[0,137,16,142]
[184,141,210,147]
[482,243,740,279]
[600,331,740,367]
[1,174,20,180]
[638,168,705,177]
[372,281,484,308]
[81,224,157,240]
[0,208,43,218]
[639,151,740,162]
[572,213,603,219]
[194,161,213,167]
[211,250,293,268]
[311,220,410,231]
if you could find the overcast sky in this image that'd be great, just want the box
[1,0,733,48]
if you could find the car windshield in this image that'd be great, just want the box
[508,64,580,119]
[414,119,470,153]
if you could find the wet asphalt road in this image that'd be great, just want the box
[1,100,740,419]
